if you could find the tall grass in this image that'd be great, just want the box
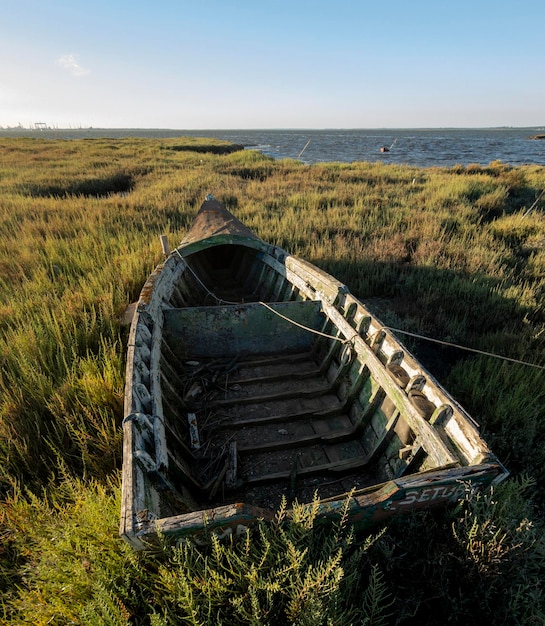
[1,136,545,623]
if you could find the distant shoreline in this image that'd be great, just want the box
[1,125,545,133]
[2,127,544,168]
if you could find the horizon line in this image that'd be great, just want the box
[1,125,544,133]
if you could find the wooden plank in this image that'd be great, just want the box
[271,272,287,301]
[362,412,401,466]
[395,444,425,478]
[317,330,343,373]
[167,450,204,491]
[226,442,238,489]
[318,298,459,469]
[162,417,197,461]
[236,415,353,453]
[160,370,187,410]
[163,300,323,359]
[227,362,321,385]
[243,452,378,485]
[211,381,332,407]
[226,398,344,427]
[259,264,278,300]
[225,350,314,368]
[243,411,400,486]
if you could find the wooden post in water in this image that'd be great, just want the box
[298,139,311,158]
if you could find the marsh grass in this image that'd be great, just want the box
[1,137,545,623]
[1,478,391,625]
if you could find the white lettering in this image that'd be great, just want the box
[418,488,432,502]
[396,490,419,506]
[394,483,467,508]
[432,486,446,499]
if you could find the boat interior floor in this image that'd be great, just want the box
[160,345,408,512]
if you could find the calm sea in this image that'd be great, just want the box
[1,127,544,168]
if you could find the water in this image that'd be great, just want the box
[1,127,544,168]
[190,128,545,167]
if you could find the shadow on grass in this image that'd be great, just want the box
[164,143,244,154]
[21,173,135,198]
[316,256,541,380]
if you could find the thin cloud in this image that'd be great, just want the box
[57,54,90,77]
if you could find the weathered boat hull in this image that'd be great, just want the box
[120,197,508,550]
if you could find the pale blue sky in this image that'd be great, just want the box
[1,0,544,129]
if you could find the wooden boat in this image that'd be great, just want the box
[120,196,508,549]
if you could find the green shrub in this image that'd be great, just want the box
[2,480,393,625]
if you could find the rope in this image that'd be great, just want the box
[382,326,545,371]
[174,249,240,305]
[174,248,543,370]
[174,249,352,344]
[521,187,545,219]
[258,300,353,344]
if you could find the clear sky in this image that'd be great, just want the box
[1,0,544,129]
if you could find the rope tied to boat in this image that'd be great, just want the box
[175,249,543,371]
[174,249,357,347]
[257,300,357,349]
[381,326,545,371]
